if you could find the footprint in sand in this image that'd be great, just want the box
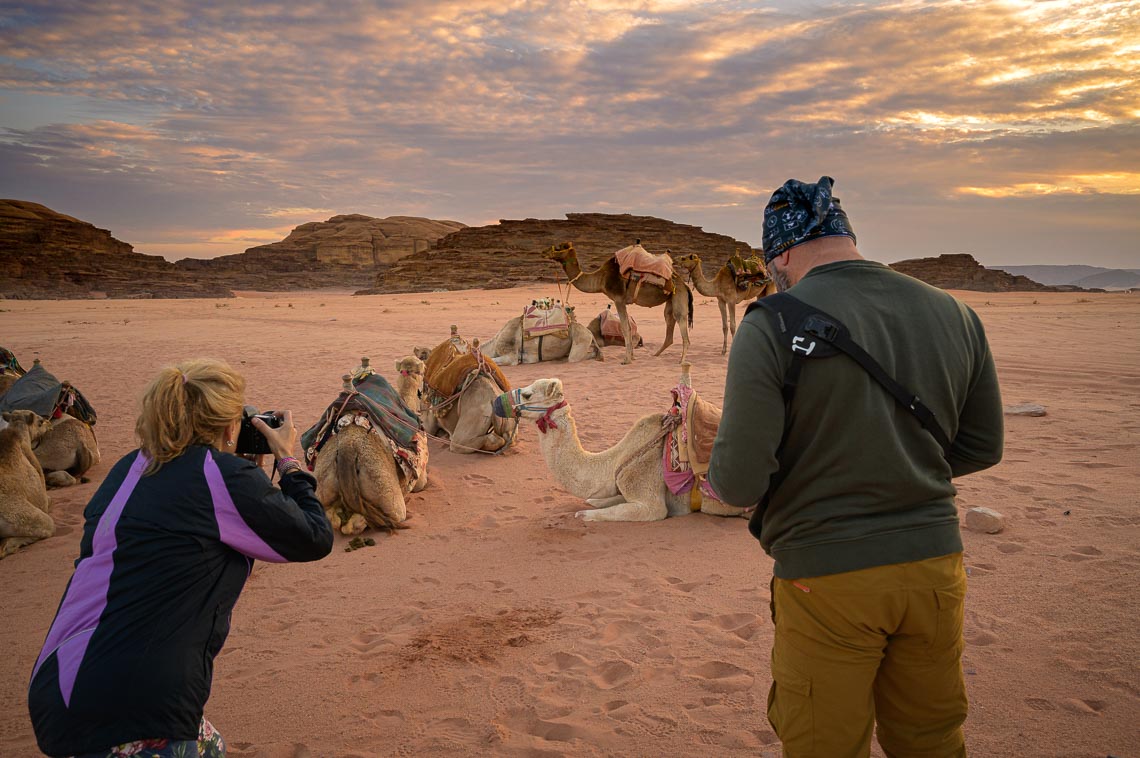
[588,660,636,690]
[967,562,997,576]
[687,661,755,693]
[997,542,1025,554]
[1024,697,1056,711]
[462,473,494,485]
[1060,698,1106,714]
[711,613,763,641]
[967,630,999,646]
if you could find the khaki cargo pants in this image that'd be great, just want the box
[767,552,968,758]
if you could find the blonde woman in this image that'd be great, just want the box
[28,359,333,758]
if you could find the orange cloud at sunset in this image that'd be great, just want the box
[0,0,1135,266]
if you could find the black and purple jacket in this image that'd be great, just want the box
[28,446,333,757]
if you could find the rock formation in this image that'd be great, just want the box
[358,213,757,294]
[0,200,233,299]
[889,254,1054,292]
[178,215,466,290]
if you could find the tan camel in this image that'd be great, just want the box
[511,378,746,521]
[674,253,776,355]
[34,417,100,488]
[419,334,516,454]
[0,410,54,558]
[314,356,428,536]
[483,305,602,366]
[546,243,693,365]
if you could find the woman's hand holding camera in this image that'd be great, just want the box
[251,410,299,461]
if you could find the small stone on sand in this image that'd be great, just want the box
[1004,403,1046,416]
[966,507,1005,534]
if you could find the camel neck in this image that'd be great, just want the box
[534,408,608,499]
[396,377,421,414]
[689,263,717,297]
[560,253,605,294]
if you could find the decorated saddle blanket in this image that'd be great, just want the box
[662,382,722,498]
[423,338,511,411]
[596,307,640,346]
[728,254,771,290]
[0,363,97,425]
[301,374,427,488]
[615,244,675,284]
[522,299,570,339]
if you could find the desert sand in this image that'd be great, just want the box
[1,287,1137,757]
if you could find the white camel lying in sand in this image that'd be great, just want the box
[509,378,746,521]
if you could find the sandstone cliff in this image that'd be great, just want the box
[178,214,466,290]
[358,213,758,294]
[889,254,1054,292]
[0,200,233,299]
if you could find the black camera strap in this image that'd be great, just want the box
[744,293,953,539]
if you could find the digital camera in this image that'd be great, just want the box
[235,405,282,455]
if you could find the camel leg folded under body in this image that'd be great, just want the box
[0,502,55,558]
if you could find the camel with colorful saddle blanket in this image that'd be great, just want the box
[502,363,747,522]
[483,299,602,366]
[587,304,643,348]
[0,358,100,488]
[674,252,776,355]
[417,327,518,453]
[303,355,428,535]
[546,241,693,365]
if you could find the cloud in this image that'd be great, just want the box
[0,0,1136,265]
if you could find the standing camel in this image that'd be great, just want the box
[673,253,776,355]
[545,243,693,365]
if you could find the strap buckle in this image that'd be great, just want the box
[803,315,839,342]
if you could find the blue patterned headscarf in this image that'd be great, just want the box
[761,176,856,263]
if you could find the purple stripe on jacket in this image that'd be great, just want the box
[203,451,286,563]
[30,451,148,706]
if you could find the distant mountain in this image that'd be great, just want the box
[0,199,233,299]
[891,254,1053,292]
[994,265,1140,290]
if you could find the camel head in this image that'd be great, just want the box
[513,379,565,415]
[673,253,701,271]
[544,242,574,263]
[396,355,425,378]
[1,410,53,446]
[411,346,431,362]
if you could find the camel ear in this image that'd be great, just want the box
[1,412,10,422]
[551,379,564,398]
[395,359,402,372]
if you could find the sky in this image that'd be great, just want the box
[1,0,1138,268]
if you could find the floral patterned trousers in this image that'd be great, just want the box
[72,717,225,758]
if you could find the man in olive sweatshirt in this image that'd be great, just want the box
[708,176,1003,758]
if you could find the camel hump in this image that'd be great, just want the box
[614,244,675,281]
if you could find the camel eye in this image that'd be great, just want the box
[522,390,533,400]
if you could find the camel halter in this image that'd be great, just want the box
[493,390,567,434]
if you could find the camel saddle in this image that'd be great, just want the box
[301,374,426,488]
[662,381,722,509]
[596,307,640,347]
[522,299,570,340]
[423,338,511,412]
[0,363,97,425]
[614,244,675,296]
[728,253,770,291]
